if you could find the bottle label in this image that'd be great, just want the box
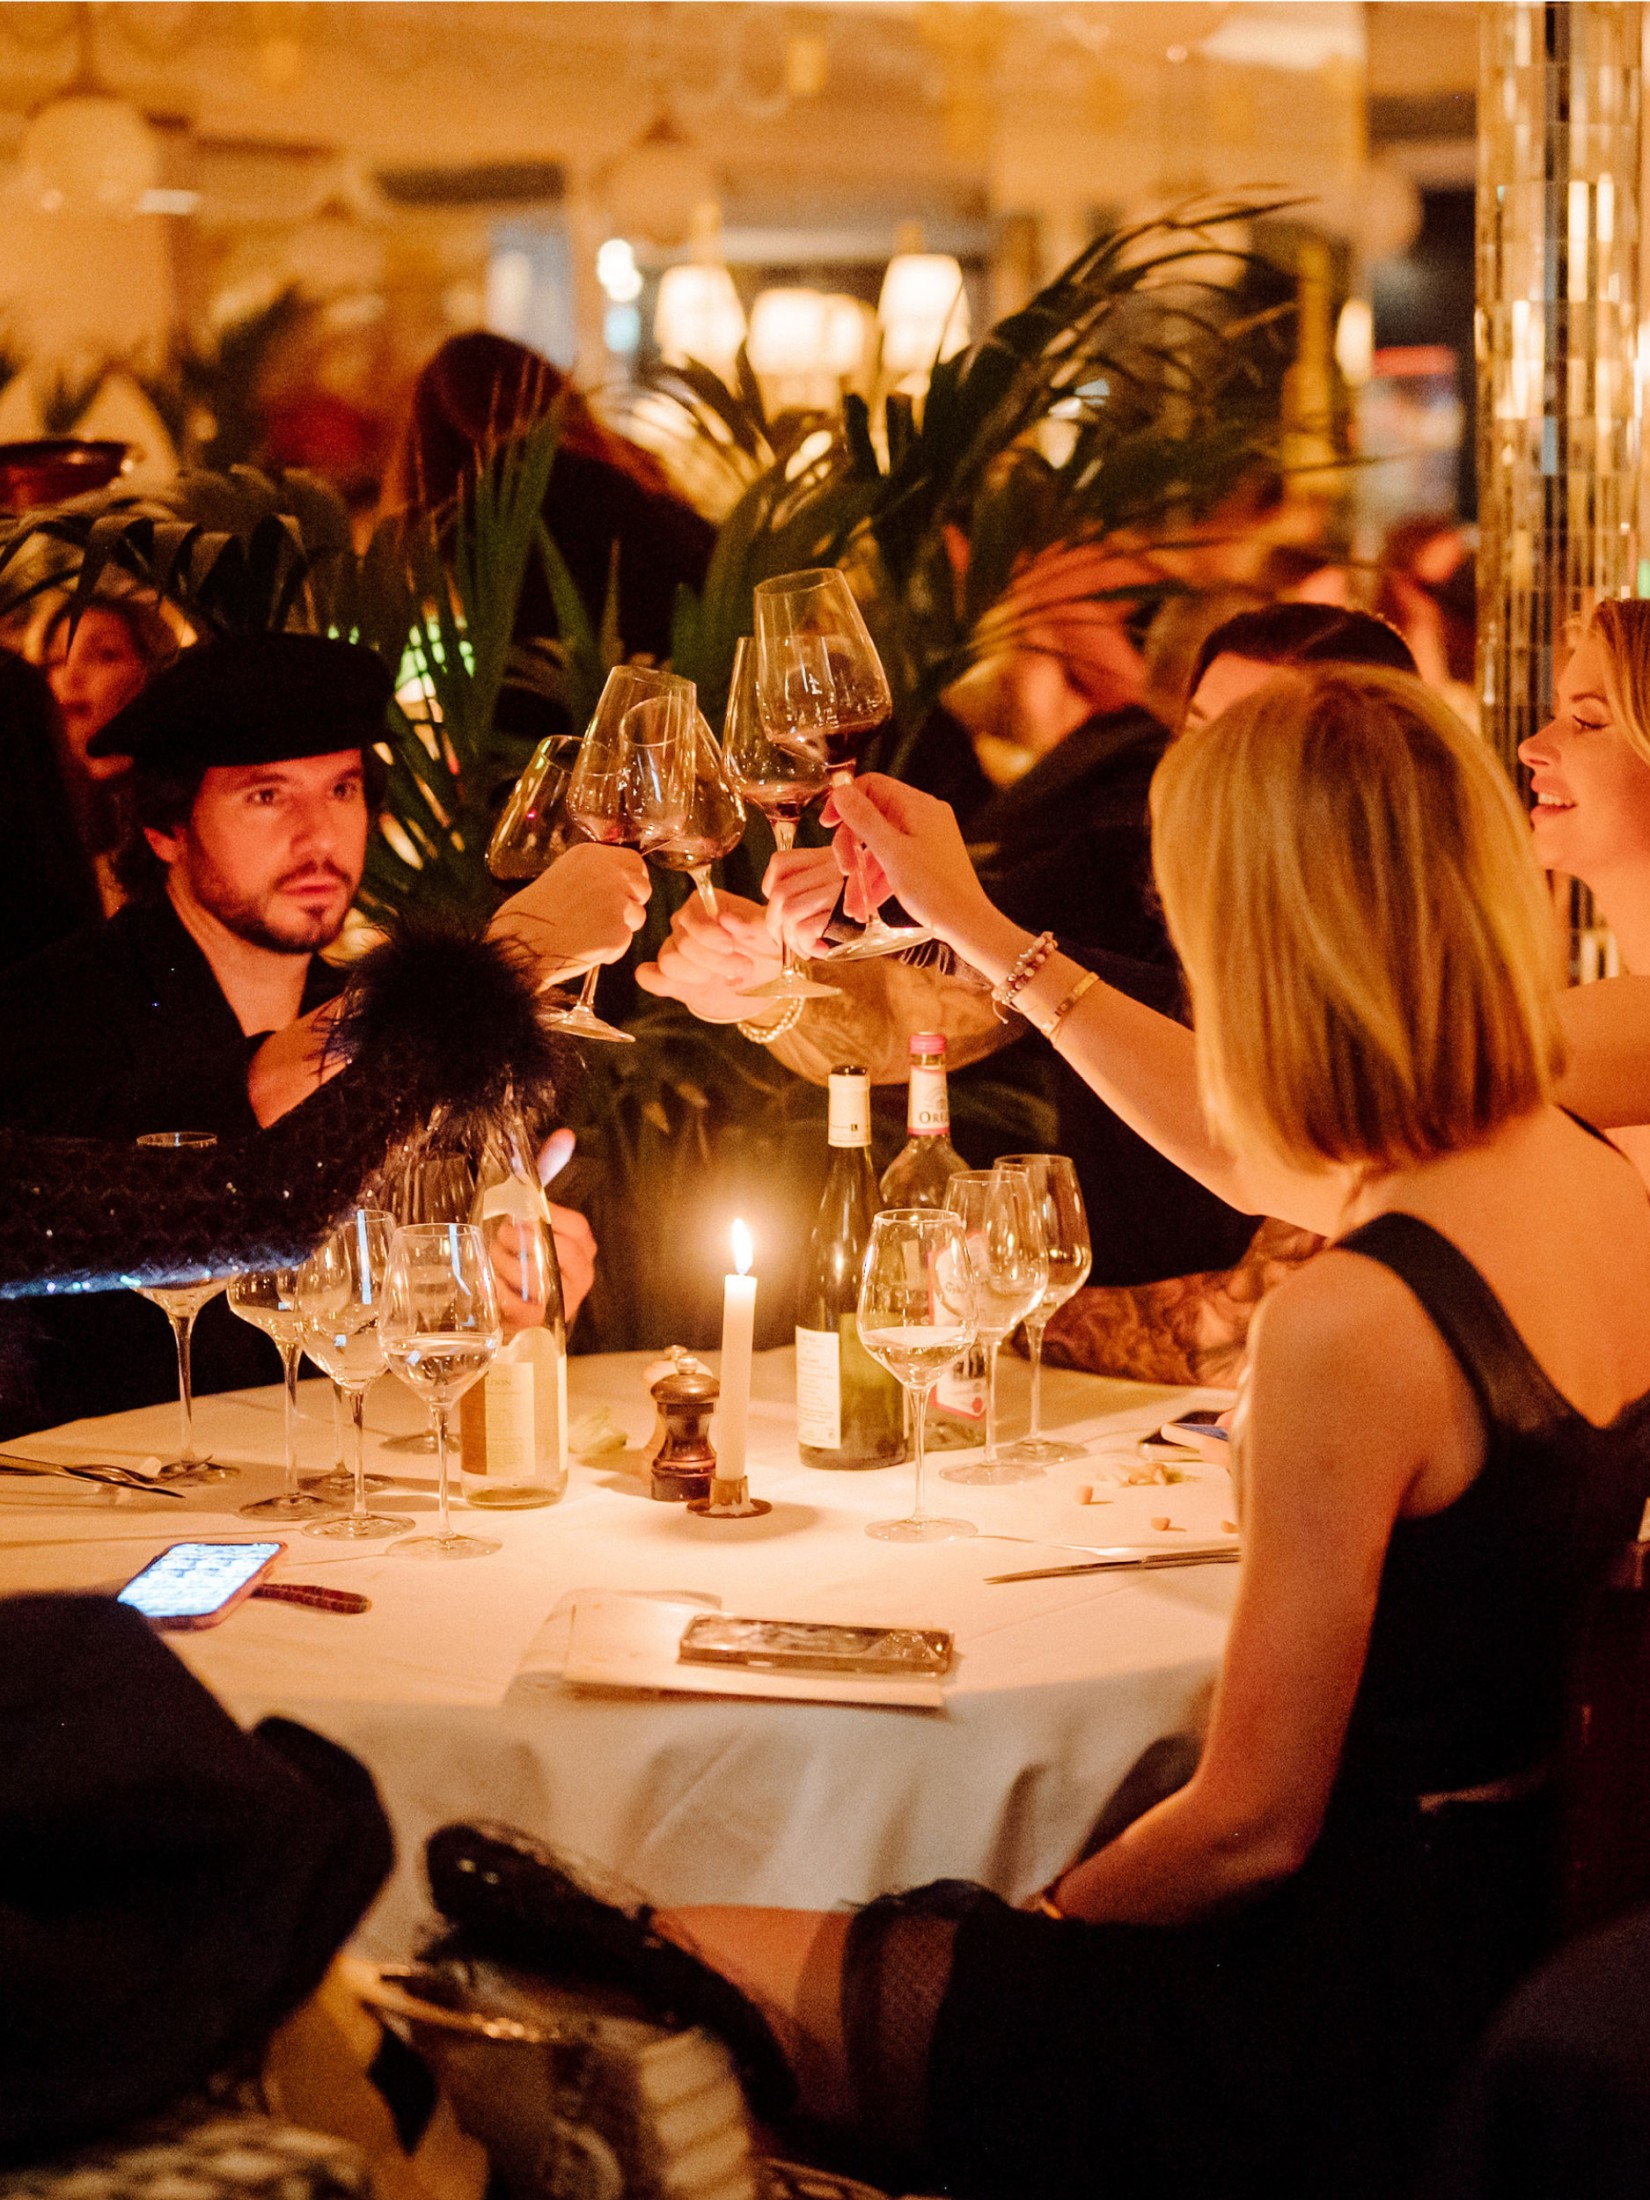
[827,1073,872,1148]
[908,1063,950,1138]
[480,1357,537,1477]
[795,1325,842,1448]
[935,1356,987,1420]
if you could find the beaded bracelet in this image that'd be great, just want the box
[737,998,807,1046]
[989,930,1059,1021]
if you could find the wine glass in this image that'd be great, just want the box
[857,1207,978,1543]
[997,1154,1094,1466]
[298,1208,412,1541]
[558,667,697,1043]
[645,710,746,911]
[721,635,841,1004]
[125,1131,238,1486]
[939,1167,1049,1487]
[380,1222,504,1560]
[487,732,583,880]
[229,1268,338,1520]
[753,567,931,962]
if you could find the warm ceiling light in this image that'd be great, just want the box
[655,262,747,377]
[603,112,720,251]
[21,91,160,217]
[877,253,970,379]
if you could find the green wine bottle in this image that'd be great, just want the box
[796,1067,905,1469]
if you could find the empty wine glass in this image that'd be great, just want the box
[557,667,697,1043]
[645,711,745,910]
[125,1131,238,1486]
[229,1268,338,1521]
[996,1154,1095,1466]
[381,1221,504,1560]
[753,567,931,962]
[299,1208,412,1541]
[721,635,840,1004]
[857,1207,978,1543]
[487,732,583,880]
[939,1167,1049,1487]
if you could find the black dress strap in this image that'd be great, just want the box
[1336,1212,1573,1439]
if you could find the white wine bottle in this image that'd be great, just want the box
[460,1110,570,1508]
[796,1067,905,1470]
[878,1034,985,1446]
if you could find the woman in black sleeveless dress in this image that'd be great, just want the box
[434,668,1650,2198]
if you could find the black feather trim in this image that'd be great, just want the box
[0,926,577,1298]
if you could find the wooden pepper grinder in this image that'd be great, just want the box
[648,1366,720,1502]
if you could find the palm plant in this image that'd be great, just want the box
[0,418,597,930]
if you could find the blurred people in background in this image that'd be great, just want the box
[1378,512,1476,719]
[0,649,103,970]
[39,593,179,919]
[384,331,714,674]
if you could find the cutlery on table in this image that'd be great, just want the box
[0,1452,186,1498]
[984,1545,1239,1584]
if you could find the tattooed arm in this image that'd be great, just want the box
[1036,1216,1325,1388]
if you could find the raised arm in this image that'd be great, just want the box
[828,775,1350,1234]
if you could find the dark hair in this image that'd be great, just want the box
[113,745,391,904]
[1187,604,1417,701]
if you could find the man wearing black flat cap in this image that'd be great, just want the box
[0,630,642,1434]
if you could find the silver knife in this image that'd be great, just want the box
[0,1453,186,1498]
[985,1544,1239,1584]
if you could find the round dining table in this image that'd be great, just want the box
[0,1345,1237,1953]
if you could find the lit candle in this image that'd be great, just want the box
[717,1219,757,1484]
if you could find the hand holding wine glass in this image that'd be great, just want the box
[721,636,840,1002]
[940,1167,1049,1487]
[558,669,696,1043]
[381,1222,504,1560]
[753,568,931,962]
[997,1155,1094,1465]
[857,1208,978,1543]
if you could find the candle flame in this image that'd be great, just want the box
[731,1218,753,1276]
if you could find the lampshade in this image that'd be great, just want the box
[747,288,829,378]
[655,263,747,376]
[603,112,719,250]
[822,294,870,379]
[21,92,160,217]
[877,253,970,378]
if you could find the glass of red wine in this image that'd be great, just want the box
[646,710,746,912]
[721,636,841,1003]
[752,568,932,961]
[561,666,696,1043]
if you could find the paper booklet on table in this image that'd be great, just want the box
[561,1592,949,1710]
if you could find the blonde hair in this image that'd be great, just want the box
[1150,666,1566,1177]
[1586,598,1650,766]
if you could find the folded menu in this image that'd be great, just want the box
[561,1592,948,1710]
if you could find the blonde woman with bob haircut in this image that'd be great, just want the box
[441,668,1650,2200]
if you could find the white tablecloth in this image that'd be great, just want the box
[0,1348,1237,1952]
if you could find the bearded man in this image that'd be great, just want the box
[0,631,627,1431]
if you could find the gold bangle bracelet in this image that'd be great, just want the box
[1029,966,1100,1041]
[1032,1883,1070,1921]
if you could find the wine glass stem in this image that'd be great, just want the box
[349,1389,369,1521]
[170,1310,198,1463]
[1026,1318,1047,1439]
[983,1338,1002,1465]
[910,1381,930,1523]
[332,1380,347,1474]
[435,1405,453,1539]
[771,819,797,855]
[691,869,718,913]
[281,1343,301,1497]
[575,965,601,1016]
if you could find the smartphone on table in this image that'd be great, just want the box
[118,1541,284,1631]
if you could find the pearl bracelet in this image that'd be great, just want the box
[737,998,807,1046]
[989,930,1059,1021]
